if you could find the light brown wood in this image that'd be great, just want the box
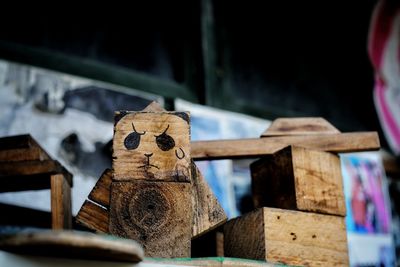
[76,200,109,233]
[0,230,144,262]
[261,117,340,137]
[251,146,346,216]
[0,134,51,162]
[191,161,227,238]
[142,101,165,112]
[88,169,112,208]
[191,132,380,160]
[224,207,349,267]
[113,111,191,182]
[109,180,192,257]
[51,174,72,229]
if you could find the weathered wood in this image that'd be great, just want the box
[51,174,72,229]
[0,160,72,186]
[191,160,227,238]
[261,117,340,137]
[191,132,380,160]
[224,207,349,267]
[0,134,50,162]
[76,200,109,233]
[88,169,112,208]
[109,181,192,257]
[192,227,224,257]
[113,111,191,182]
[142,101,165,112]
[251,146,346,216]
[0,230,144,262]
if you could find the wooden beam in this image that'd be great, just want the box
[76,200,109,233]
[191,161,227,238]
[0,134,50,162]
[191,132,380,160]
[0,160,72,186]
[223,207,349,266]
[88,169,112,209]
[251,146,345,216]
[261,117,340,137]
[50,174,72,229]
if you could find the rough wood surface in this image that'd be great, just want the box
[0,160,72,186]
[76,200,109,233]
[51,174,72,229]
[113,111,191,182]
[0,134,51,162]
[109,181,192,257]
[251,146,346,216]
[191,132,379,160]
[191,161,227,238]
[261,117,340,137]
[224,208,349,267]
[0,230,143,262]
[88,169,112,208]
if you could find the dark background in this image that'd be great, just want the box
[0,1,383,143]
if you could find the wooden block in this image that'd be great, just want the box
[0,134,50,162]
[191,132,380,160]
[0,230,144,262]
[223,207,349,267]
[191,160,227,238]
[251,146,345,216]
[0,160,73,187]
[113,111,191,182]
[76,200,109,233]
[88,168,112,208]
[191,227,224,257]
[261,117,340,137]
[109,181,192,257]
[51,174,72,229]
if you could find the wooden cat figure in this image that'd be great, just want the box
[110,110,193,257]
[75,102,227,257]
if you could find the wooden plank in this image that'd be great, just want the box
[51,174,72,229]
[0,230,143,262]
[109,181,192,257]
[191,161,227,238]
[223,207,349,267]
[191,227,224,257]
[251,146,346,216]
[191,132,380,160]
[0,160,72,186]
[88,169,112,208]
[0,134,50,162]
[76,200,109,233]
[113,111,191,182]
[0,203,52,228]
[261,117,340,137]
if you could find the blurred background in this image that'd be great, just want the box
[0,1,399,266]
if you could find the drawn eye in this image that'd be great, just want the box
[155,125,175,151]
[124,123,146,150]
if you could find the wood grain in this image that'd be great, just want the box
[109,181,192,257]
[88,169,112,208]
[51,174,72,229]
[191,161,227,238]
[191,132,380,160]
[251,146,346,216]
[113,111,191,182]
[76,200,109,233]
[0,134,50,162]
[0,230,143,262]
[261,117,340,137]
[0,160,72,186]
[224,207,349,267]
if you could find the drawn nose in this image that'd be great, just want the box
[144,153,153,158]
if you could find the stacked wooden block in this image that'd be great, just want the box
[223,119,350,266]
[0,134,73,229]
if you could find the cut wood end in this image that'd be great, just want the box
[261,117,340,137]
